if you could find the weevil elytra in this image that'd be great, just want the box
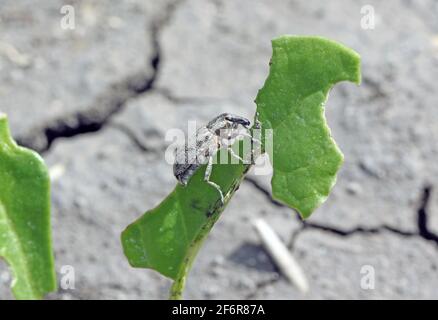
[173,113,260,203]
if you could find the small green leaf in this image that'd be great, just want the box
[122,151,249,299]
[0,113,56,299]
[256,36,361,218]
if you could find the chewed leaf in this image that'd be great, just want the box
[256,36,361,218]
[121,36,361,299]
[0,114,57,299]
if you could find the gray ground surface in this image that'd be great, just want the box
[1,0,437,299]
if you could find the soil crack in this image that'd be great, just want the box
[244,177,437,246]
[16,0,184,154]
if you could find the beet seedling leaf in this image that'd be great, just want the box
[122,36,361,299]
[0,113,57,299]
[256,36,361,218]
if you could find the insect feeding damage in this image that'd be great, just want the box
[173,113,260,204]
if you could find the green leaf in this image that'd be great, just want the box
[256,36,361,218]
[122,150,249,299]
[0,113,56,299]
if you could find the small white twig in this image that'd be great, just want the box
[0,41,31,67]
[252,218,309,293]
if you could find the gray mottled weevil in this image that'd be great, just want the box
[173,113,260,203]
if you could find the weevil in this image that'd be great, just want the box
[173,113,260,203]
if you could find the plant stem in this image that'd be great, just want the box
[169,274,186,300]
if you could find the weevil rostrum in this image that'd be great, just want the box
[173,113,261,204]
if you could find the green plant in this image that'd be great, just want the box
[0,113,57,299]
[121,35,361,299]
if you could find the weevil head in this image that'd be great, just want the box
[207,113,250,131]
[224,114,250,128]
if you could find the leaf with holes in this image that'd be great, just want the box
[0,113,57,299]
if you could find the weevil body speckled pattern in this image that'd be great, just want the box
[173,113,259,203]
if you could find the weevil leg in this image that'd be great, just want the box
[228,146,245,163]
[239,130,261,163]
[204,156,225,204]
[240,131,262,145]
[249,115,263,162]
[254,112,261,130]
